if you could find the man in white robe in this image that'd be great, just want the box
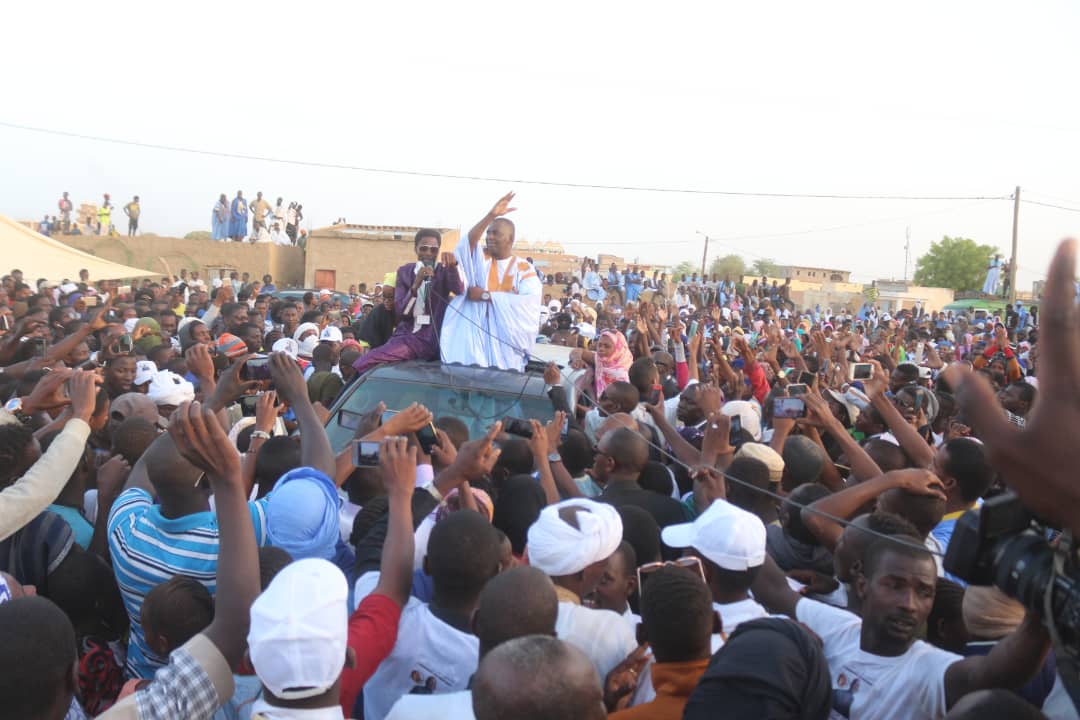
[441,192,541,371]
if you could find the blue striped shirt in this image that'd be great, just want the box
[108,488,268,679]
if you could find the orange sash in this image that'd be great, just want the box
[486,256,519,292]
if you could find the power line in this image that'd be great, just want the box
[1026,189,1080,207]
[0,120,1002,202]
[1020,198,1080,213]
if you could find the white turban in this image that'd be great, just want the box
[146,370,195,407]
[527,499,623,578]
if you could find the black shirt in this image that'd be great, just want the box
[599,478,691,532]
[357,305,396,349]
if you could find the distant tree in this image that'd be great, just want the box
[709,254,747,281]
[670,261,699,280]
[750,258,778,278]
[184,231,212,241]
[913,236,998,292]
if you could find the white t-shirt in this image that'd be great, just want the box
[386,690,475,720]
[355,572,479,720]
[555,601,637,680]
[713,597,769,635]
[796,598,961,720]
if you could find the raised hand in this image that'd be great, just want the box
[22,366,73,414]
[381,403,434,437]
[700,412,733,465]
[185,344,215,381]
[430,428,458,469]
[169,400,242,482]
[543,362,562,386]
[66,370,101,423]
[268,352,308,407]
[379,436,418,499]
[888,468,947,500]
[490,191,517,217]
[254,391,280,434]
[448,422,503,483]
[88,296,114,331]
[440,252,458,269]
[544,410,567,454]
[863,359,889,398]
[944,238,1080,534]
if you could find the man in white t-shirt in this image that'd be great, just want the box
[355,510,505,720]
[385,566,559,720]
[662,499,771,634]
[628,499,771,706]
[751,535,1050,719]
[525,499,638,680]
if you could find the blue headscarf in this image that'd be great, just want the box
[265,467,341,562]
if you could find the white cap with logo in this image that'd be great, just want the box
[248,558,347,700]
[661,499,767,571]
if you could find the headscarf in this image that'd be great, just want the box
[435,487,494,524]
[146,370,195,407]
[684,618,832,720]
[265,467,341,562]
[526,498,623,577]
[134,317,164,355]
[593,331,633,397]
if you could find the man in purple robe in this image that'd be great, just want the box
[352,228,464,376]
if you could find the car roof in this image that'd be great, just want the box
[364,360,550,397]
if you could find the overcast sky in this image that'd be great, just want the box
[3,1,1078,289]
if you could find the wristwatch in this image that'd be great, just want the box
[481,291,491,302]
[4,397,31,425]
[547,452,562,464]
[250,430,272,441]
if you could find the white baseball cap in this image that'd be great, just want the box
[661,499,767,571]
[248,558,347,700]
[319,326,343,343]
[720,400,762,442]
[272,337,299,359]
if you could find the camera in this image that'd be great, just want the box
[945,492,1080,660]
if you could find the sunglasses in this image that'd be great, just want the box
[636,557,706,600]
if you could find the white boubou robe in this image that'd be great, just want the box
[440,241,541,371]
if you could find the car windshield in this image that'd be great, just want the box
[326,376,555,453]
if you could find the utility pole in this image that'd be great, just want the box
[904,226,911,282]
[695,230,710,278]
[1009,186,1020,304]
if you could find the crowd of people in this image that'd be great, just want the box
[40,193,141,238]
[212,192,305,246]
[0,190,1075,720]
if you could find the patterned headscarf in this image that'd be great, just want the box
[593,330,633,397]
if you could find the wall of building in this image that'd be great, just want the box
[58,234,306,287]
[873,284,955,314]
[303,226,462,291]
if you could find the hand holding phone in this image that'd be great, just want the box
[773,397,807,420]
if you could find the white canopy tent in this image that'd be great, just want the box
[0,214,158,282]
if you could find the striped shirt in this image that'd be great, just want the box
[108,488,269,679]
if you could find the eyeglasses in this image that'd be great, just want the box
[636,557,706,600]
